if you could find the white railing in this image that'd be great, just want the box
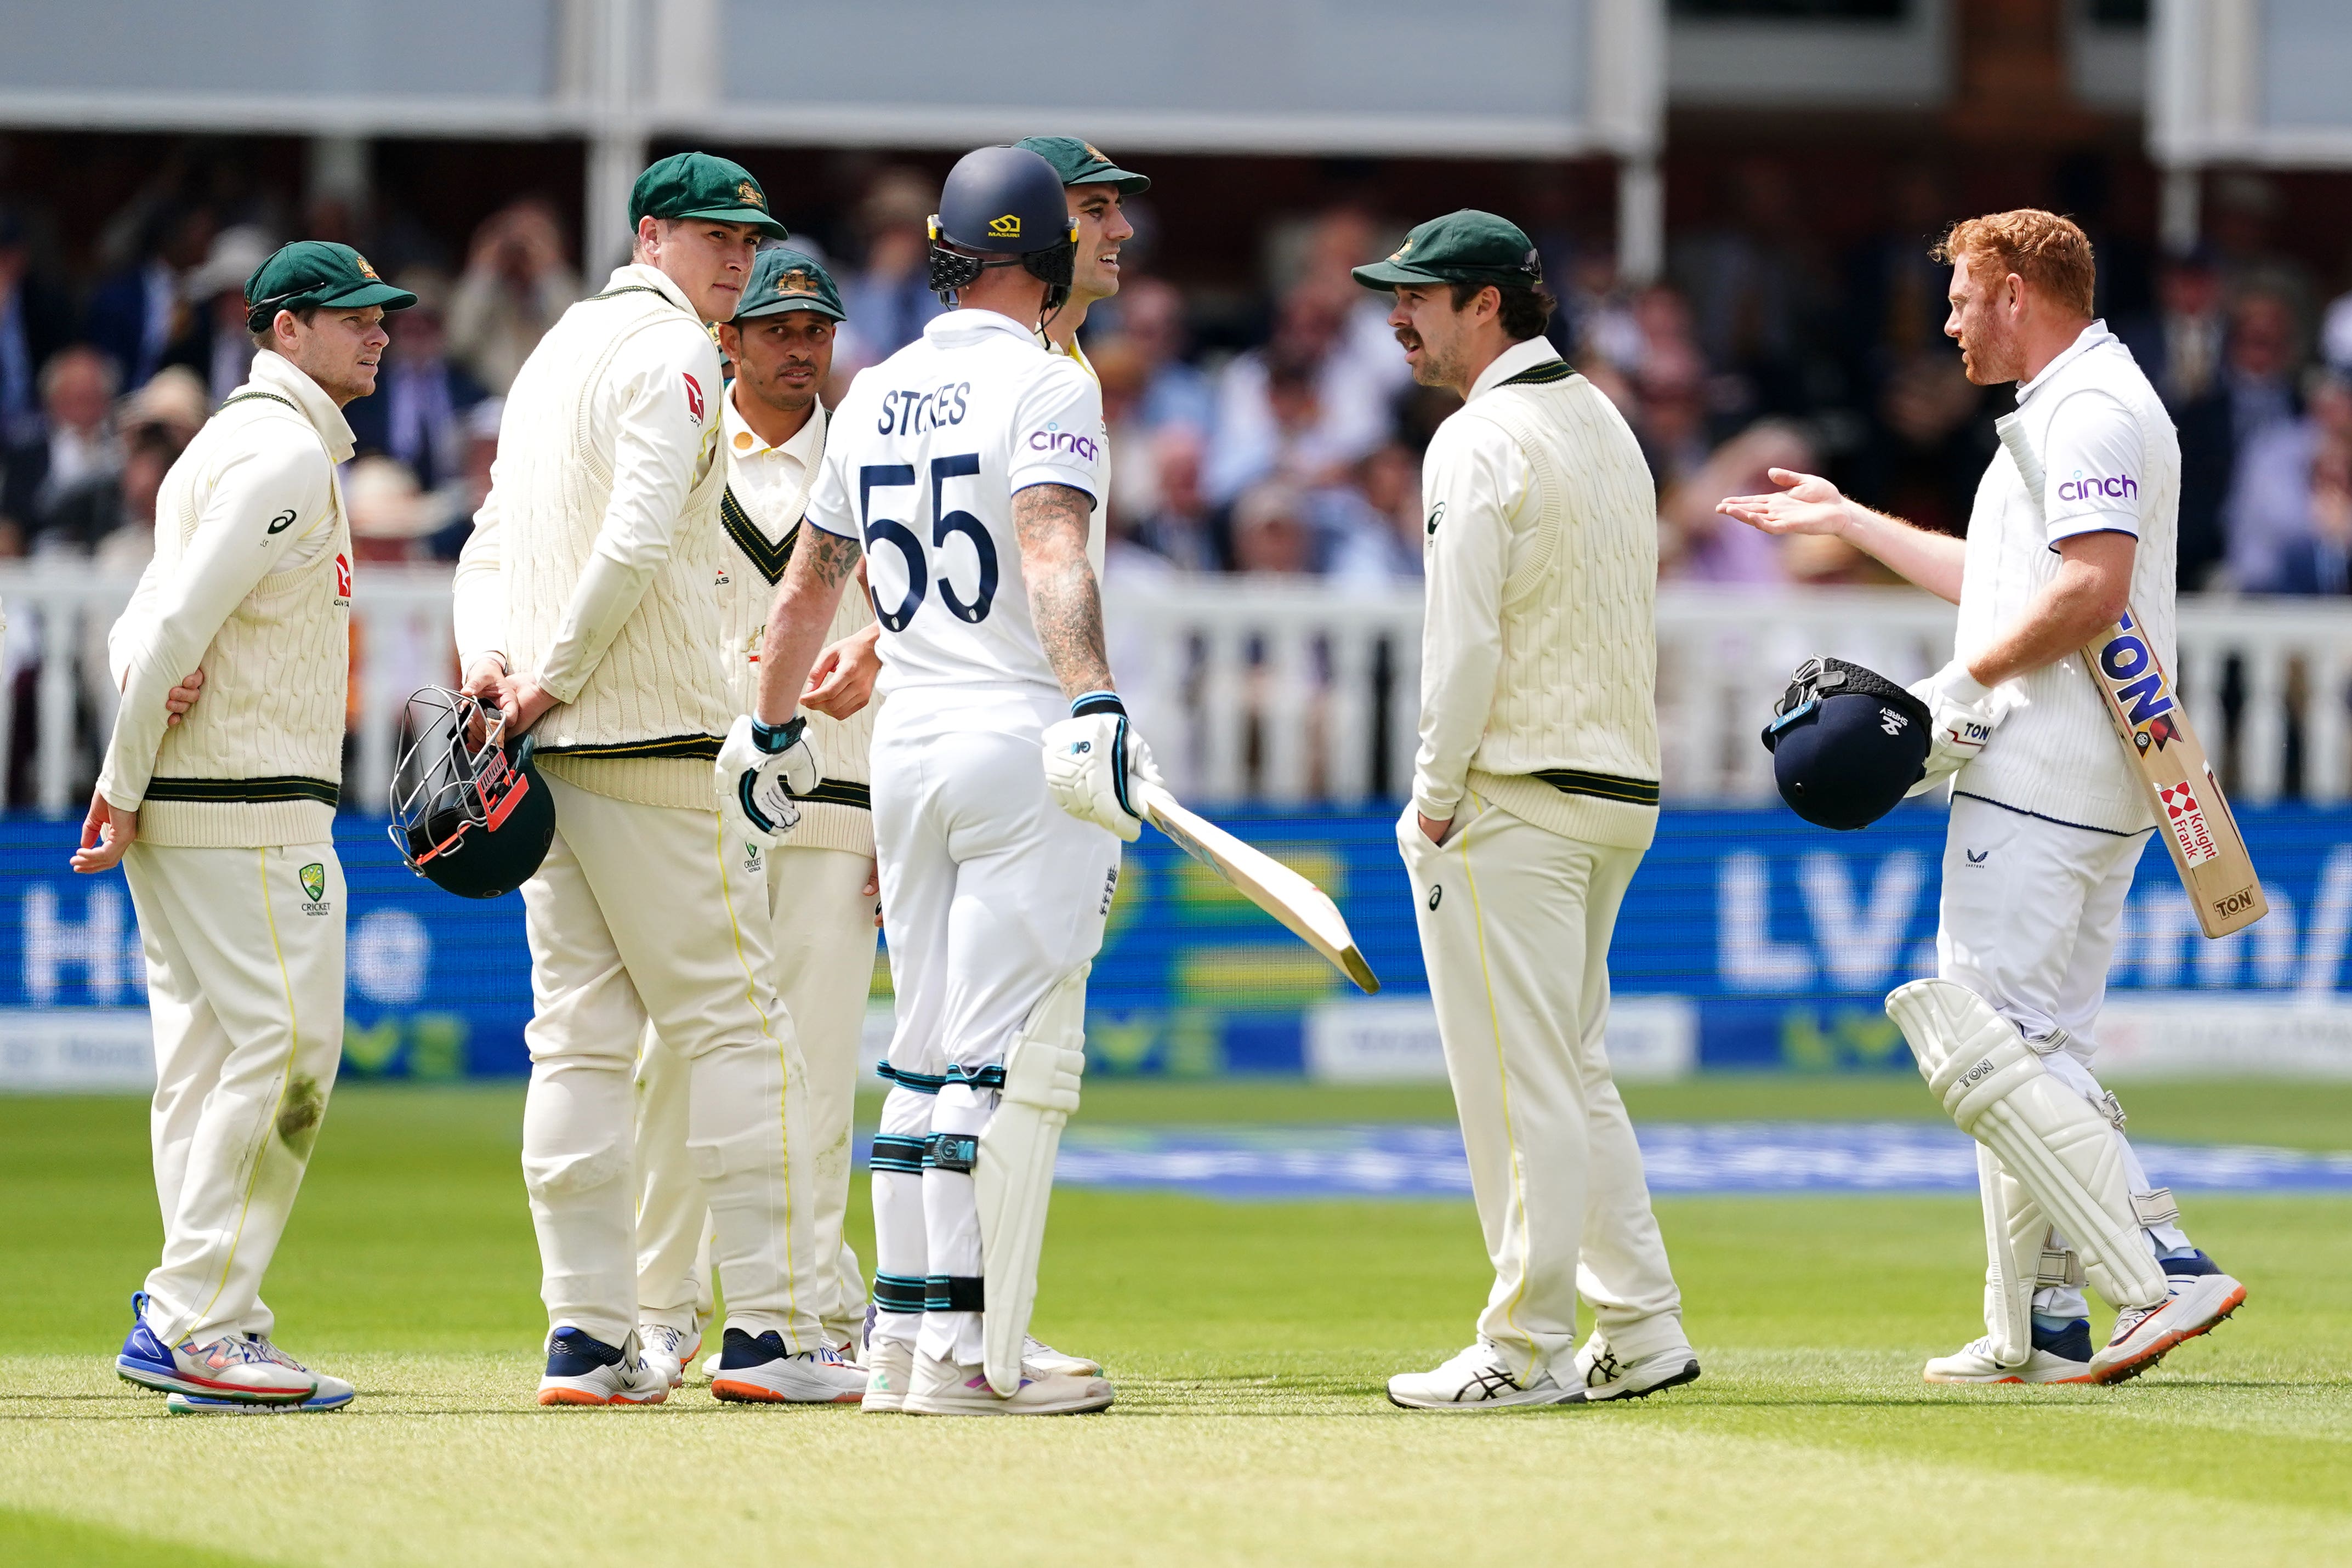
[7,563,2352,813]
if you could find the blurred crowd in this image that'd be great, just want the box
[9,155,2352,602]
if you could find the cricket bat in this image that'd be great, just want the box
[1137,782,1381,993]
[1997,417,2266,938]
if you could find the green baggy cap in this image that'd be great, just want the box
[734,247,846,323]
[1014,135,1151,195]
[244,241,417,332]
[1351,209,1543,291]
[630,152,789,240]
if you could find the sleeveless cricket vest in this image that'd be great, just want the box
[502,283,732,810]
[1455,365,1661,851]
[141,392,351,849]
[715,401,880,857]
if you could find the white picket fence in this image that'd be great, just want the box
[7,562,2352,814]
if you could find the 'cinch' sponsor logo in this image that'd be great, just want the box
[1029,426,1101,463]
[2059,469,2138,502]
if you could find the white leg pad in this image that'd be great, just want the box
[976,963,1089,1397]
[1974,1146,2042,1368]
[1886,980,2166,1313]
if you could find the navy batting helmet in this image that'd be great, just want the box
[928,144,1080,310]
[1759,657,1932,831]
[389,687,555,899]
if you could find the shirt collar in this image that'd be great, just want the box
[2015,319,2117,407]
[245,349,356,462]
[1467,337,1566,404]
[724,383,827,463]
[925,306,1042,349]
[603,263,703,322]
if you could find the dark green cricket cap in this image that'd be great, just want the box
[1351,209,1543,291]
[629,152,788,239]
[243,241,416,332]
[734,247,845,323]
[1014,135,1150,195]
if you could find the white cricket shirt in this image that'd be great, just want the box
[805,306,1105,697]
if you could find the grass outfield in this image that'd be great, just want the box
[5,1083,2350,1566]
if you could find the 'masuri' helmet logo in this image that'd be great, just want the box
[988,213,1022,237]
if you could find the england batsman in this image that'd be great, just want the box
[721,144,1128,1416]
[1354,212,1698,1410]
[629,246,875,1396]
[84,241,416,1413]
[453,153,845,1405]
[1719,210,2246,1383]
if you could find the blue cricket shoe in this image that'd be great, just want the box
[116,1292,315,1404]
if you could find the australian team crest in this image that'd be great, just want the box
[300,862,327,902]
[737,180,765,208]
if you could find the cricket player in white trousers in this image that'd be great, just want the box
[1721,209,2246,1384]
[723,144,1128,1417]
[86,241,416,1413]
[455,153,861,1405]
[1354,212,1699,1411]
[632,247,878,1388]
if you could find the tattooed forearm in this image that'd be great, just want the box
[752,526,864,723]
[1014,483,1115,701]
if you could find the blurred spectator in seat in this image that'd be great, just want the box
[85,206,213,391]
[1660,421,1806,584]
[2178,286,2307,590]
[0,206,75,446]
[2,346,120,544]
[345,456,439,564]
[2207,174,2316,323]
[1207,282,1394,504]
[165,225,274,405]
[424,395,503,561]
[1130,425,1221,573]
[1629,334,1715,493]
[346,270,484,495]
[1113,277,1212,436]
[77,422,183,725]
[121,366,208,450]
[448,198,580,395]
[839,170,946,369]
[1323,442,1424,585]
[2270,433,2352,596]
[2223,367,2352,593]
[1561,245,1641,376]
[1230,481,1315,576]
[1671,157,1821,417]
[2120,247,2226,409]
[1844,350,1989,539]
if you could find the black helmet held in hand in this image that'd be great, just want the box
[927,144,1080,311]
[388,686,555,899]
[1760,657,1932,831]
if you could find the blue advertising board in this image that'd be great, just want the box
[6,802,2351,1079]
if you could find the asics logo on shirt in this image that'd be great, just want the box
[2057,469,2136,502]
[266,508,297,535]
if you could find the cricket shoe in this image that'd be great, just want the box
[2090,1251,2247,1385]
[901,1350,1114,1416]
[639,1323,701,1390]
[115,1293,314,1404]
[861,1338,915,1414]
[537,1327,667,1406]
[709,1329,867,1405]
[1565,1333,1703,1402]
[1924,1319,2095,1385]
[1386,1341,1571,1411]
[1024,1334,1100,1378]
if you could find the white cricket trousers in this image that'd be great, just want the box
[520,773,816,1350]
[124,840,345,1348]
[635,842,878,1346]
[1938,792,2192,1319]
[1397,792,1684,1384]
[866,689,1118,1366]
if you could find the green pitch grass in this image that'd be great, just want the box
[5,1080,2350,1567]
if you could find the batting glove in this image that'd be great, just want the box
[1906,660,2002,787]
[1042,691,1161,843]
[716,712,824,847]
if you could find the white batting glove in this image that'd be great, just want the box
[1906,660,2002,786]
[716,712,823,847]
[1042,692,1161,843]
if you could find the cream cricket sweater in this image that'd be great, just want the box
[453,265,732,810]
[98,350,353,848]
[717,390,878,856]
[1413,338,1661,851]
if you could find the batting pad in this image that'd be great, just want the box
[1887,980,2166,1313]
[976,963,1090,1397]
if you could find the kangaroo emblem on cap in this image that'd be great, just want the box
[737,180,764,207]
[356,254,380,280]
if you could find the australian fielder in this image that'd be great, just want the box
[1355,212,1698,1410]
[1720,209,2246,1383]
[88,242,416,1413]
